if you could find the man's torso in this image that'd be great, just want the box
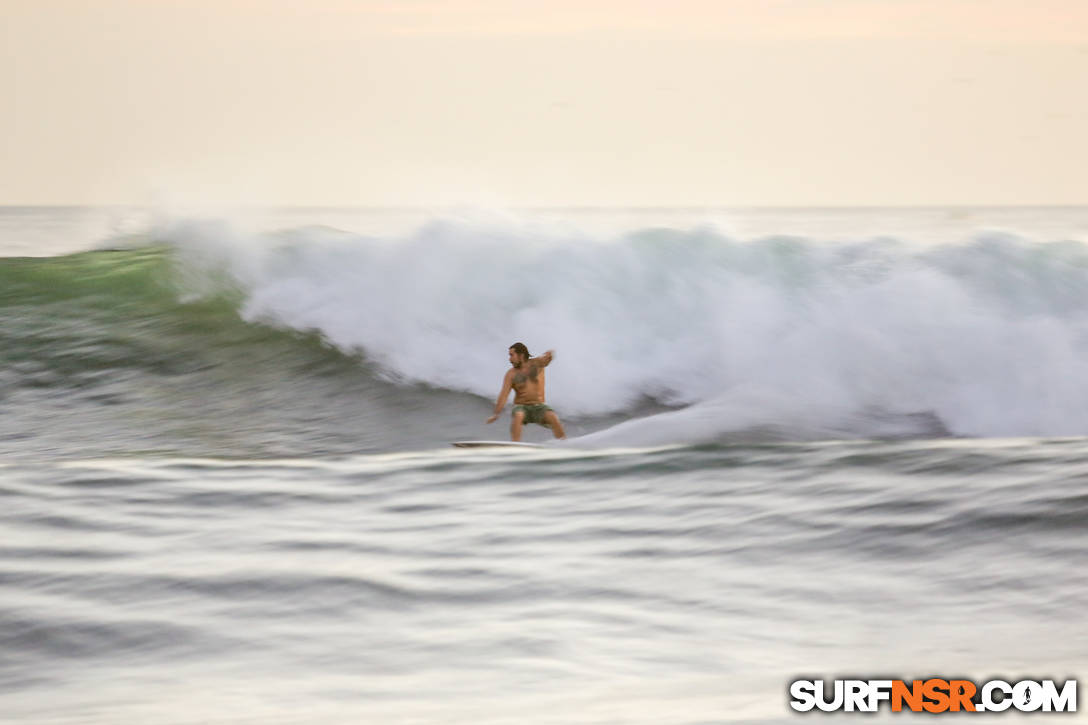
[511,362,546,405]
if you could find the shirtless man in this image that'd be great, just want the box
[486,342,566,441]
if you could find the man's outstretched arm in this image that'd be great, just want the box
[486,371,514,424]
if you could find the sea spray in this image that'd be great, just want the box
[159,216,1088,441]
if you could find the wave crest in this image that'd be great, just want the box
[156,216,1088,440]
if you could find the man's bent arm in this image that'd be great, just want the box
[532,350,555,368]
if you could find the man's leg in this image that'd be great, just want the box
[510,410,525,441]
[543,411,566,439]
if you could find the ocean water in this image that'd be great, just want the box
[2,206,1087,723]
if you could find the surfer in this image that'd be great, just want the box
[486,342,567,441]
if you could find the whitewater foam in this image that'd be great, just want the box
[159,213,1088,442]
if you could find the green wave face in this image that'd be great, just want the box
[3,248,241,380]
[0,247,427,459]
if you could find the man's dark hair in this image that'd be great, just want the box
[509,342,530,360]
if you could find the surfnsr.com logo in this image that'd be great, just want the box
[789,679,1077,713]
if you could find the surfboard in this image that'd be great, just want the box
[451,441,548,449]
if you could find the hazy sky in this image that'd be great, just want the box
[3,0,1086,206]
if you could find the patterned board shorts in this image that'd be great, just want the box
[512,403,554,425]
